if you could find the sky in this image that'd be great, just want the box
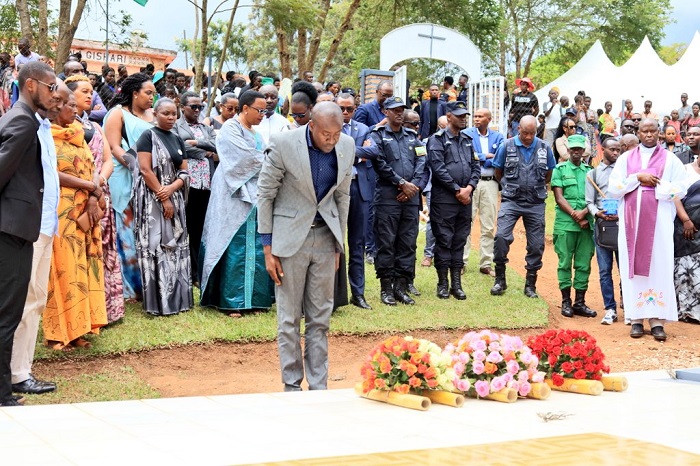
[72,0,699,71]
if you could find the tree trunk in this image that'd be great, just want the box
[38,0,49,56]
[297,27,307,77]
[55,0,88,73]
[15,0,33,41]
[318,0,360,82]
[276,25,291,78]
[305,0,330,73]
[206,0,239,116]
[194,0,209,92]
[192,0,200,77]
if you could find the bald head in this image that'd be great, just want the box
[473,108,492,132]
[619,134,640,153]
[63,60,84,77]
[45,78,69,121]
[309,101,343,153]
[518,115,538,146]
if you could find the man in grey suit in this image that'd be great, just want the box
[0,61,57,406]
[258,102,354,391]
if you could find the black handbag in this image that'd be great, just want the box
[595,218,618,250]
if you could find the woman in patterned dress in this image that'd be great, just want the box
[132,98,193,316]
[66,74,125,323]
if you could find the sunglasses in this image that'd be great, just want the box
[623,124,635,128]
[566,125,576,129]
[632,118,641,122]
[404,121,419,127]
[339,106,354,113]
[222,105,238,113]
[290,111,308,119]
[186,104,204,111]
[248,106,267,115]
[34,79,58,92]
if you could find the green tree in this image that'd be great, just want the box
[658,42,688,65]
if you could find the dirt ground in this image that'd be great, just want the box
[37,221,700,397]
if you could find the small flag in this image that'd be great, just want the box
[133,0,148,5]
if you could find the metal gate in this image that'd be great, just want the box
[468,76,508,135]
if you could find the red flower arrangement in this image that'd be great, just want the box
[526,329,610,386]
[360,336,455,394]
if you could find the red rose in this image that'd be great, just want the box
[561,362,574,374]
[552,373,565,386]
[574,370,587,379]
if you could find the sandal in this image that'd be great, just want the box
[47,340,73,352]
[227,312,242,318]
[70,338,93,348]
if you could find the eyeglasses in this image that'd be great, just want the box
[623,124,635,128]
[248,106,267,115]
[632,118,641,122]
[290,111,308,119]
[404,121,419,127]
[378,92,393,98]
[186,104,204,111]
[34,79,58,92]
[339,106,354,113]
[222,105,238,113]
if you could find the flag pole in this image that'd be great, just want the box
[105,0,110,67]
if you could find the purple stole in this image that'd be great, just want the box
[624,144,667,278]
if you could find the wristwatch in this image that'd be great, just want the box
[398,179,406,186]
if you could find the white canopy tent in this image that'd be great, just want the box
[535,32,700,120]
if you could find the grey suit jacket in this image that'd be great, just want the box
[257,126,354,258]
[0,101,43,242]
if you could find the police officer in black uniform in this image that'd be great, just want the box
[490,115,557,298]
[427,101,481,299]
[370,96,427,306]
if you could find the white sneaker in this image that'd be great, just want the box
[624,317,631,325]
[601,309,617,325]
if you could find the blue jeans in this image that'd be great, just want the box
[595,242,620,311]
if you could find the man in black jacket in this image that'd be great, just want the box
[427,101,480,299]
[0,61,57,406]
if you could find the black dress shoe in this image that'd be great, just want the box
[0,398,22,406]
[12,375,56,395]
[350,295,372,310]
[630,323,644,338]
[650,326,667,342]
[407,283,421,296]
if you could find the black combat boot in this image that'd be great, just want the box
[572,289,597,317]
[450,268,466,300]
[436,269,449,299]
[490,264,507,296]
[394,277,415,305]
[380,278,396,306]
[560,287,573,318]
[523,271,538,298]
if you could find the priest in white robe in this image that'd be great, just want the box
[607,118,688,341]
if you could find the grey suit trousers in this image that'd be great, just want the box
[276,225,336,391]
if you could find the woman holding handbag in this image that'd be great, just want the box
[44,91,108,350]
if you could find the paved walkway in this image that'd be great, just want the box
[1,370,698,465]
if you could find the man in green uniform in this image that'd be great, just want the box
[551,134,597,318]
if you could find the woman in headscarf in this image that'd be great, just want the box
[199,90,273,317]
[133,98,193,316]
[65,74,125,323]
[173,91,218,287]
[103,73,156,301]
[44,92,108,350]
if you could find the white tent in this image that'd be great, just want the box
[534,32,700,121]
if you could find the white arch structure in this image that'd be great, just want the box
[379,23,482,81]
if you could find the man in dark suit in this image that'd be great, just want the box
[258,102,354,391]
[0,61,57,407]
[336,93,380,310]
[419,84,447,140]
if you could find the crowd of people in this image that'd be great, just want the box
[1,35,699,403]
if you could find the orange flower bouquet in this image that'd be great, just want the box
[358,336,463,410]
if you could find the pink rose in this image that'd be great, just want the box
[488,341,501,352]
[518,381,532,397]
[490,376,506,392]
[455,378,471,392]
[475,380,490,397]
[532,372,545,383]
[473,350,486,362]
[486,351,503,364]
[459,352,470,364]
[453,362,465,376]
[472,361,485,375]
[471,340,487,352]
[518,370,529,382]
[502,373,513,383]
[506,360,520,374]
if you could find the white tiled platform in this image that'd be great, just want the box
[0,370,698,465]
